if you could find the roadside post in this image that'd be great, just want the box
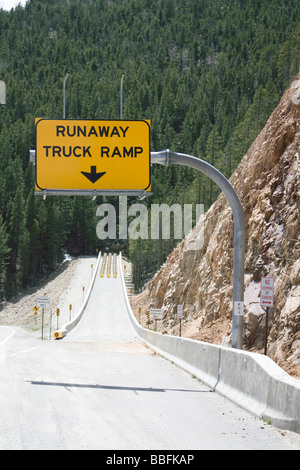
[260,277,274,355]
[56,308,60,330]
[177,304,183,337]
[49,310,52,339]
[36,298,51,341]
[33,306,39,326]
[69,304,72,321]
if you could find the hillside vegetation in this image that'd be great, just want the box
[0,0,299,300]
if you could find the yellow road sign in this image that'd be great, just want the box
[35,119,151,192]
[53,331,63,339]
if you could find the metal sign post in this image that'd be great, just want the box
[56,308,60,330]
[41,308,44,341]
[260,277,274,355]
[36,298,51,341]
[264,306,269,356]
[49,310,52,340]
[177,305,183,337]
[33,306,39,326]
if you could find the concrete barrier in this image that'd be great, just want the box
[142,330,220,391]
[118,254,300,433]
[56,252,102,337]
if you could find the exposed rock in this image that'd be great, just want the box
[132,75,300,379]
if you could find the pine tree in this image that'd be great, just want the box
[0,214,10,300]
[6,186,25,295]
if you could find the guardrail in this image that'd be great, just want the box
[118,253,300,434]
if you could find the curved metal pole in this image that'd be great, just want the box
[151,149,245,349]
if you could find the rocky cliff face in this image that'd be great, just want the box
[132,76,300,379]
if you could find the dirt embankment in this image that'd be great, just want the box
[0,256,97,336]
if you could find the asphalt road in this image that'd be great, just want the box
[1,255,300,450]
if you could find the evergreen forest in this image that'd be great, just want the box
[0,0,299,298]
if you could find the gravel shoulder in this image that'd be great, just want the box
[0,256,97,338]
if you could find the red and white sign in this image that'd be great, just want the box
[260,277,274,308]
[177,304,183,319]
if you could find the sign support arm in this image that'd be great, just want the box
[151,149,245,349]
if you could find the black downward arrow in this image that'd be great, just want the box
[81,166,106,183]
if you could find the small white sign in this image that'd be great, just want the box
[149,308,163,319]
[177,304,183,319]
[36,297,51,308]
[260,277,274,308]
[234,301,244,316]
